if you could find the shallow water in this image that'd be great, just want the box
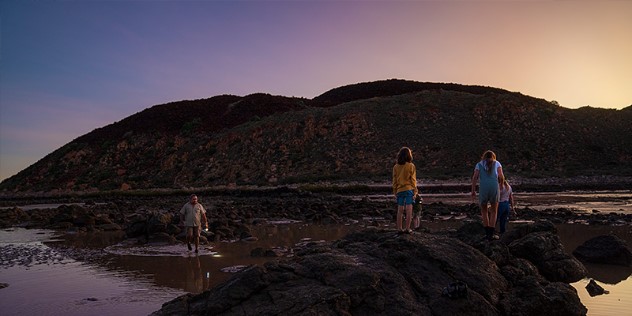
[0,228,184,316]
[2,192,632,316]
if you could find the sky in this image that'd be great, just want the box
[1,0,631,182]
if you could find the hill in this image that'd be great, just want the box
[1,79,631,193]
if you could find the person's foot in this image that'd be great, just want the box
[195,248,199,253]
[187,243,192,251]
[405,229,413,234]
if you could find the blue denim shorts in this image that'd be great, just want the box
[396,190,414,206]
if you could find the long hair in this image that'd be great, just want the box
[481,150,496,174]
[397,147,413,165]
[498,174,509,190]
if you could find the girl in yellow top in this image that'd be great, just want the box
[392,147,418,233]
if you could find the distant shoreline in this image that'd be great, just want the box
[0,175,630,202]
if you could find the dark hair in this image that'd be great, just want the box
[397,147,413,165]
[481,150,496,175]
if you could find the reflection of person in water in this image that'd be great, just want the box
[184,255,205,293]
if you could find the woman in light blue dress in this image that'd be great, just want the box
[471,150,505,241]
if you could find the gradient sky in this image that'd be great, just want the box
[1,0,631,181]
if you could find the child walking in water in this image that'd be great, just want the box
[497,175,515,236]
[392,147,418,234]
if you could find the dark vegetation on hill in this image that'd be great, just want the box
[312,79,511,106]
[1,79,631,193]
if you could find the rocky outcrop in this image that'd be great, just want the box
[585,279,608,297]
[152,228,587,316]
[573,234,632,266]
[0,207,30,228]
[456,220,587,283]
[508,231,587,283]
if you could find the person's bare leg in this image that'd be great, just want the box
[405,205,413,231]
[480,203,490,227]
[489,203,499,228]
[186,228,193,251]
[489,202,499,239]
[396,205,404,231]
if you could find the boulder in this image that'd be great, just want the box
[0,207,30,228]
[498,277,587,316]
[151,229,587,316]
[501,220,557,245]
[146,211,173,235]
[572,234,632,266]
[585,279,607,297]
[125,221,147,238]
[509,231,587,283]
[99,223,122,231]
[148,232,176,245]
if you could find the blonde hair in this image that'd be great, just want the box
[481,150,496,175]
[498,174,509,189]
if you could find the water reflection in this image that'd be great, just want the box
[582,263,632,285]
[183,255,204,292]
[87,223,361,293]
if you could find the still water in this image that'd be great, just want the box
[1,192,632,316]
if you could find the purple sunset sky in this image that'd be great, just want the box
[1,0,631,181]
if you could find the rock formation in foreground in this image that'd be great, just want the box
[152,221,587,316]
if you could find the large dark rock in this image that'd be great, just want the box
[509,231,587,283]
[585,279,607,297]
[0,207,30,228]
[572,234,632,266]
[152,229,587,316]
[50,204,96,228]
[498,277,587,316]
[501,220,557,245]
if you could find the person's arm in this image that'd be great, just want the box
[497,166,504,181]
[392,166,398,195]
[179,205,185,225]
[412,165,418,196]
[202,208,209,228]
[471,169,480,197]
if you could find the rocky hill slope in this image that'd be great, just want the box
[1,79,631,193]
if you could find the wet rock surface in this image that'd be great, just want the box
[152,224,587,316]
[573,235,632,266]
